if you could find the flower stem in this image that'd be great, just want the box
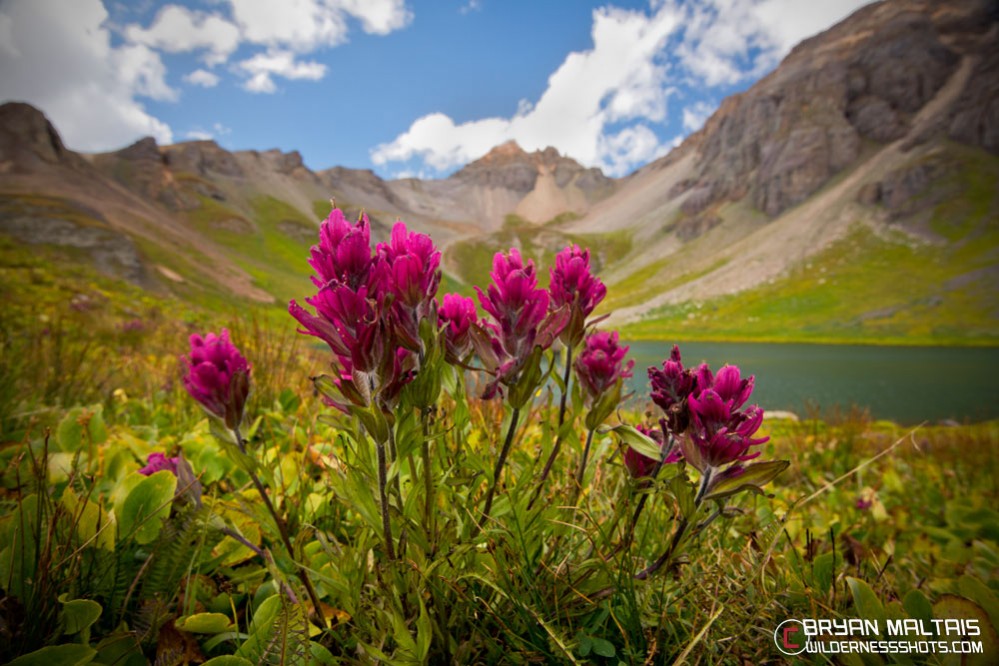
[476,405,521,534]
[376,433,397,561]
[634,467,713,580]
[572,427,596,503]
[232,427,328,629]
[528,346,573,510]
[421,408,435,551]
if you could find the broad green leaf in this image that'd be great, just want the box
[60,597,102,635]
[846,577,885,625]
[56,407,84,452]
[811,551,840,595]
[62,488,115,552]
[175,612,234,634]
[8,644,96,666]
[932,595,998,665]
[957,575,999,634]
[703,460,790,501]
[119,471,176,544]
[902,589,933,625]
[202,657,255,666]
[599,424,661,461]
[591,637,616,658]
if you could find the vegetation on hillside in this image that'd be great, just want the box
[1,213,996,664]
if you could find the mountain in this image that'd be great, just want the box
[0,103,613,307]
[1,0,997,344]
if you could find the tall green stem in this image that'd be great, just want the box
[232,427,328,629]
[375,432,397,561]
[528,346,573,510]
[421,408,435,550]
[572,428,596,503]
[475,406,521,534]
[634,468,713,580]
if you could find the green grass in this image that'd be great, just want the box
[623,223,999,345]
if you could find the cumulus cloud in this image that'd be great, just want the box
[124,5,240,66]
[237,50,326,93]
[0,0,174,149]
[185,69,221,88]
[676,0,871,86]
[372,4,682,176]
[372,0,872,177]
[228,0,412,51]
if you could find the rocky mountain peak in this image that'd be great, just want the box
[657,0,998,219]
[452,140,610,196]
[0,101,84,170]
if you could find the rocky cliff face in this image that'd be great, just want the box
[671,0,997,219]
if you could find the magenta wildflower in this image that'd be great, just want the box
[183,329,250,430]
[438,293,478,363]
[138,452,179,476]
[474,248,567,397]
[291,213,434,413]
[682,364,769,471]
[377,222,441,310]
[308,209,373,290]
[574,330,634,403]
[549,244,606,346]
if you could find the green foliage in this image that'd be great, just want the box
[1,220,998,664]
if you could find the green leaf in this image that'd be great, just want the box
[60,597,102,635]
[8,644,96,666]
[932,594,999,665]
[811,551,840,595]
[599,424,661,461]
[119,471,177,544]
[175,612,234,634]
[577,635,593,657]
[591,637,616,658]
[846,577,885,625]
[902,589,933,625]
[56,407,84,452]
[957,575,999,634]
[702,460,789,501]
[202,657,256,666]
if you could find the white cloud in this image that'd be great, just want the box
[334,0,413,35]
[682,100,715,133]
[124,5,240,66]
[185,68,221,88]
[185,129,214,140]
[0,0,173,150]
[227,0,411,51]
[372,0,873,177]
[372,3,683,177]
[676,0,871,86]
[238,49,326,93]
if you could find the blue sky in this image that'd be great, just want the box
[0,0,871,178]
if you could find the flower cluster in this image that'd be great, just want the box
[290,210,442,413]
[630,346,771,481]
[473,248,567,400]
[438,293,478,364]
[182,329,251,429]
[574,330,633,404]
[549,244,606,347]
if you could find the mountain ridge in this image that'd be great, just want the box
[1,0,997,344]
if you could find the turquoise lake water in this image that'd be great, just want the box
[623,341,999,425]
